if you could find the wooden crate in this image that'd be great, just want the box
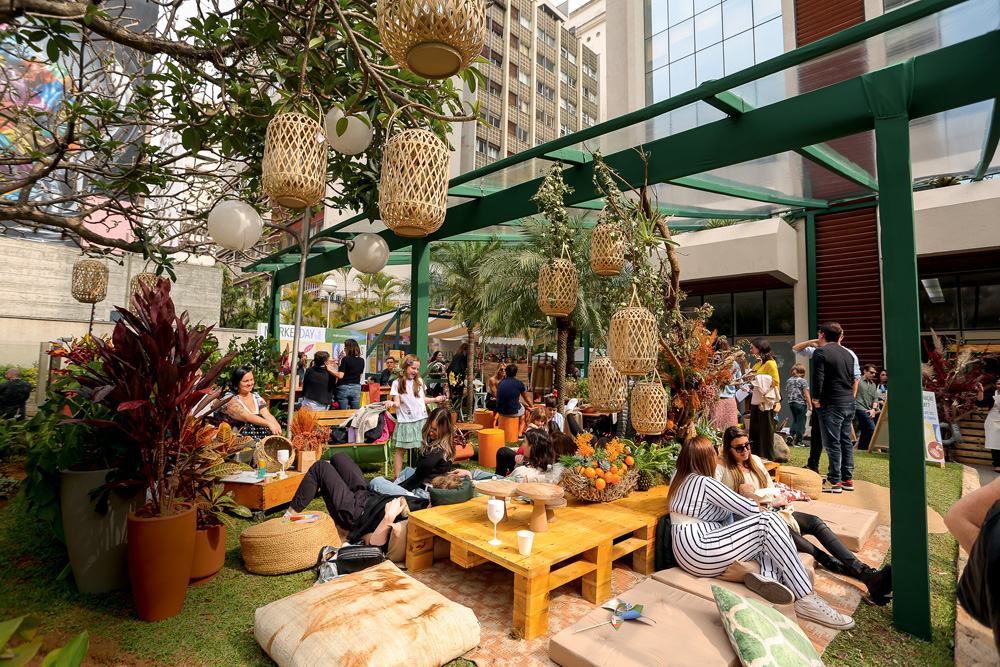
[223,471,305,519]
[955,410,990,466]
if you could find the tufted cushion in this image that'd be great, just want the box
[240,512,341,575]
[255,561,479,667]
[652,563,804,622]
[428,477,475,506]
[800,501,878,552]
[779,468,823,500]
[550,578,740,667]
[712,585,823,667]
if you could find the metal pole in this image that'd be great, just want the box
[88,303,95,336]
[285,206,311,438]
[326,293,331,329]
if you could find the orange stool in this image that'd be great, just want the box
[477,429,505,469]
[497,415,520,443]
[474,410,496,429]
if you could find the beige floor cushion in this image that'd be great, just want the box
[549,578,740,667]
[255,561,480,667]
[798,501,878,552]
[652,565,801,621]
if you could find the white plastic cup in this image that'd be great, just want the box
[517,530,534,556]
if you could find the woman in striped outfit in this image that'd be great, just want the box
[669,436,854,629]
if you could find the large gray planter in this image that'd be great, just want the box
[60,469,141,594]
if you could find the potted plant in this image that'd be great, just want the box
[290,410,329,473]
[66,279,236,621]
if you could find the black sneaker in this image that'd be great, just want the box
[822,479,843,494]
[842,480,854,491]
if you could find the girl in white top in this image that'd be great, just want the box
[385,354,447,479]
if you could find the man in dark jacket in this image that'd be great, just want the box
[811,322,857,494]
[0,367,32,419]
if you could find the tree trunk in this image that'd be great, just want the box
[465,327,475,418]
[565,325,577,381]
[555,318,569,411]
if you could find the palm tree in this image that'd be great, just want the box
[372,272,404,313]
[334,266,353,301]
[430,238,504,416]
[280,282,326,327]
[221,269,271,330]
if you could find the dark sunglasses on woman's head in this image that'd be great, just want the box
[731,444,750,453]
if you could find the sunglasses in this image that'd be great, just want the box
[731,444,750,453]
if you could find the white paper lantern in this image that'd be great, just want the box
[326,108,374,156]
[348,233,390,274]
[207,200,264,251]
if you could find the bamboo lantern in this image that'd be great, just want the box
[537,244,578,317]
[379,104,450,238]
[377,0,486,79]
[71,258,108,304]
[589,354,627,412]
[632,373,669,436]
[590,217,624,276]
[261,96,328,209]
[609,286,658,376]
[128,272,159,314]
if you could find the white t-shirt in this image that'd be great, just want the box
[551,412,565,431]
[391,378,428,423]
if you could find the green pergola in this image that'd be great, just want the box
[246,0,1000,639]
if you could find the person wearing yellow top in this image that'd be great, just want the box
[747,337,780,460]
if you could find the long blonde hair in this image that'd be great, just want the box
[721,426,770,493]
[398,354,425,397]
[420,407,455,461]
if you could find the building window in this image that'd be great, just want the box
[488,78,502,96]
[480,110,501,129]
[509,91,518,107]
[476,138,488,154]
[536,81,555,100]
[510,33,519,49]
[516,125,529,142]
[519,42,531,58]
[536,109,553,128]
[520,13,531,29]
[583,86,598,103]
[559,98,577,115]
[918,270,1000,333]
[488,15,503,36]
[518,70,530,86]
[487,142,501,160]
[537,27,556,48]
[518,98,530,114]
[488,48,503,68]
[582,112,597,126]
[561,47,577,64]
[582,63,598,79]
[560,71,576,88]
[537,53,556,73]
[560,123,571,136]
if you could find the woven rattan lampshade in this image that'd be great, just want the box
[537,245,578,317]
[128,272,160,314]
[377,0,486,79]
[379,107,450,238]
[589,355,627,412]
[71,258,108,304]
[609,287,658,376]
[631,377,669,436]
[590,220,624,276]
[262,105,327,209]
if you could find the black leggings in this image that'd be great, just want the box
[495,446,518,477]
[290,452,376,530]
[790,511,864,571]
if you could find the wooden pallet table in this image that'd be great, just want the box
[223,471,305,520]
[406,495,657,640]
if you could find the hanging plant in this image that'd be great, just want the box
[590,206,624,276]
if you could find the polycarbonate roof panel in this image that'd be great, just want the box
[625,181,789,218]
[909,101,993,181]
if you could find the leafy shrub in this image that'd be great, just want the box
[0,363,38,389]
[220,335,284,395]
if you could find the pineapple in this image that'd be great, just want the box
[632,442,671,491]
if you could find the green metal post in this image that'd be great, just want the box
[395,307,402,353]
[410,239,430,361]
[805,213,817,335]
[864,62,932,640]
[268,272,281,342]
[582,331,590,378]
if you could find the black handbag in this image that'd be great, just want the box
[315,544,386,584]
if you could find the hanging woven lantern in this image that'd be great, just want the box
[379,104,450,238]
[537,245,578,317]
[590,217,624,276]
[71,257,108,304]
[377,0,486,79]
[261,96,327,209]
[609,285,658,376]
[631,374,669,436]
[128,272,159,314]
[589,354,627,412]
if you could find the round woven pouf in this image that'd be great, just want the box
[779,467,823,500]
[240,512,341,575]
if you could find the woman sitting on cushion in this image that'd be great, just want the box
[494,408,550,477]
[214,365,282,443]
[716,426,892,604]
[669,435,854,630]
[508,429,564,483]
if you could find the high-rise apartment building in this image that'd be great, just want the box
[455,0,601,172]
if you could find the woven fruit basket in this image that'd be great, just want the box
[561,467,639,502]
[255,435,295,473]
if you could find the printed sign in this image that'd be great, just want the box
[923,391,945,463]
[256,323,367,361]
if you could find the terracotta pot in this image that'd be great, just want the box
[189,523,227,586]
[127,502,196,621]
[296,449,318,474]
[60,468,142,594]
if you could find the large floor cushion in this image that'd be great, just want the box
[241,512,341,575]
[799,501,878,552]
[255,561,480,667]
[779,467,823,499]
[549,578,740,667]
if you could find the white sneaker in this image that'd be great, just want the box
[744,572,795,605]
[794,592,855,630]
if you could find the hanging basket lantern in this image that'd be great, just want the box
[71,257,108,304]
[590,214,624,276]
[631,372,669,436]
[261,95,327,210]
[589,351,627,413]
[379,104,450,238]
[377,0,486,79]
[128,272,160,314]
[537,244,578,317]
[609,285,658,376]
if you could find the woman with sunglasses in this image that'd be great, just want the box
[669,435,854,629]
[716,426,893,605]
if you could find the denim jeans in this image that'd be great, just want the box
[368,467,430,499]
[789,402,808,444]
[335,383,362,410]
[820,401,856,484]
[855,408,876,451]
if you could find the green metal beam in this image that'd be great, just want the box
[410,239,430,358]
[706,90,878,191]
[805,213,817,334]
[670,174,830,209]
[367,308,402,358]
[573,198,771,220]
[542,148,593,165]
[448,184,496,198]
[974,97,1000,181]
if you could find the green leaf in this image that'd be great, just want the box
[336,117,348,137]
[2,638,43,667]
[309,36,325,49]
[41,631,88,667]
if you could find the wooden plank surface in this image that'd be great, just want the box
[223,471,304,511]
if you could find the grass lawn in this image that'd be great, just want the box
[0,449,963,666]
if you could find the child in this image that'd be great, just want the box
[785,364,811,447]
[525,407,548,431]
[384,354,447,479]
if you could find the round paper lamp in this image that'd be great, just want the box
[325,108,374,156]
[348,233,390,274]
[207,200,264,251]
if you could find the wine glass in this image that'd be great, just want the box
[487,499,504,546]
[276,450,290,479]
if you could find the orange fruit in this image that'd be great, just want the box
[594,478,606,491]
[590,460,598,468]
[609,465,618,475]
[595,469,605,478]
[584,467,596,478]
[625,455,634,466]
[666,420,675,430]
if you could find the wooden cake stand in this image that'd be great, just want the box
[516,482,565,533]
[473,479,519,522]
